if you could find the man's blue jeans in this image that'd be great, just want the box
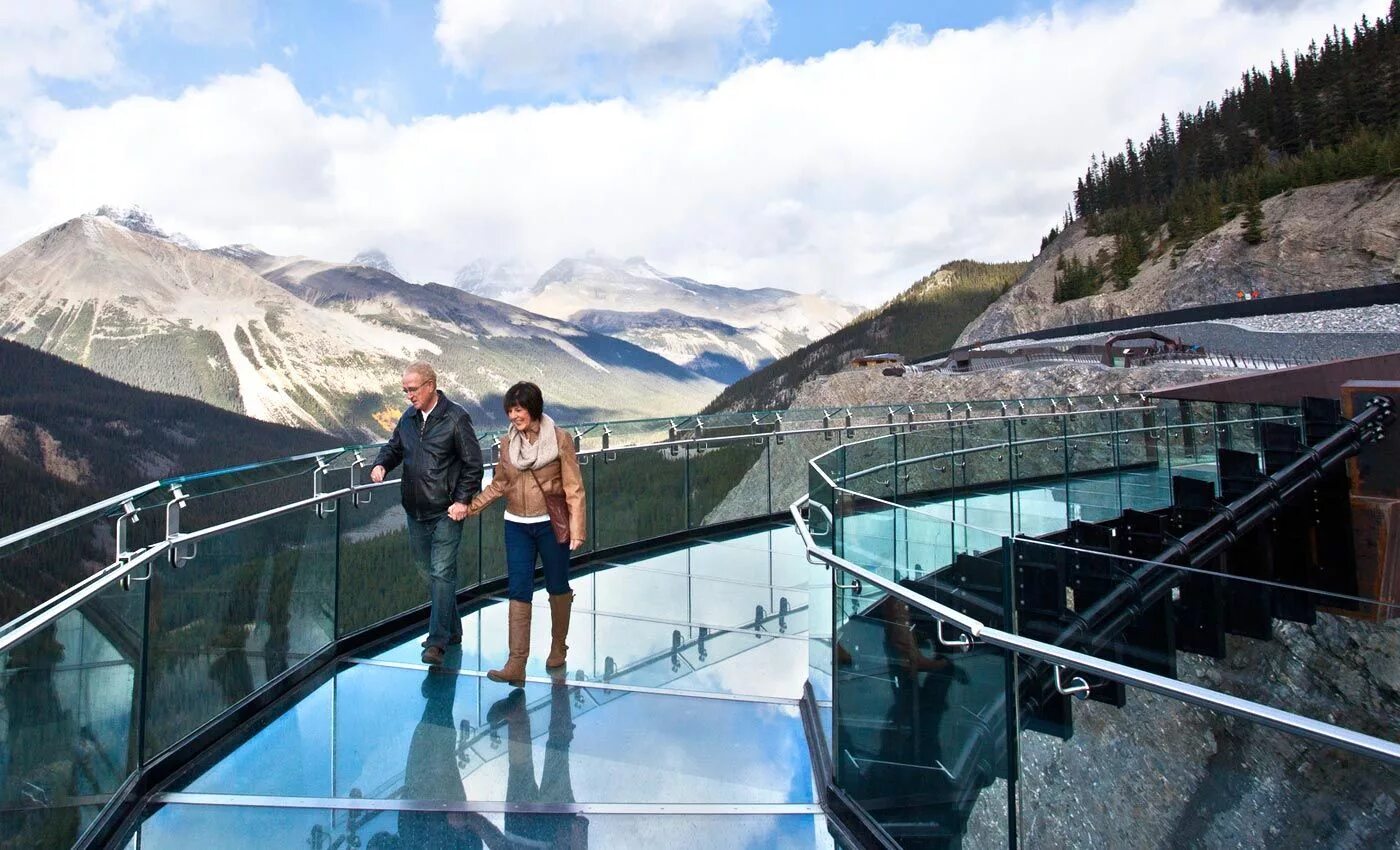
[406,514,464,649]
[505,520,572,602]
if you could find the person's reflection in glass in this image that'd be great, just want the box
[395,660,481,850]
[1,624,78,849]
[483,671,589,847]
[886,598,978,849]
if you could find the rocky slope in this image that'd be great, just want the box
[0,212,722,436]
[704,260,1029,413]
[789,362,1233,411]
[958,177,1400,345]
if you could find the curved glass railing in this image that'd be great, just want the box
[798,401,1400,848]
[1,394,1134,850]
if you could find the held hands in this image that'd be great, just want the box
[370,465,386,484]
[447,501,470,521]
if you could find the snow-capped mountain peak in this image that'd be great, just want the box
[350,248,400,278]
[92,204,199,249]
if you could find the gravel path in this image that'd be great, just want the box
[975,305,1400,363]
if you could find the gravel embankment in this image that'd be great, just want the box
[970,305,1400,364]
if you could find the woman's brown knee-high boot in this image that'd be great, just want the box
[546,591,573,669]
[487,600,531,685]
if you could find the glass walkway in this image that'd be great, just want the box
[3,395,1396,849]
[132,524,831,849]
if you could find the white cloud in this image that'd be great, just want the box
[1,0,1387,306]
[0,1,124,102]
[112,0,259,46]
[433,0,773,94]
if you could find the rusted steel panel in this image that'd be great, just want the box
[1347,497,1400,622]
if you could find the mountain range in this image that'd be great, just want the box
[454,253,861,382]
[0,212,724,436]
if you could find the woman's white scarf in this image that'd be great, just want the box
[508,413,559,470]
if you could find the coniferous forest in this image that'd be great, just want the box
[1050,2,1400,301]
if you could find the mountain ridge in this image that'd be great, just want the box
[0,213,722,436]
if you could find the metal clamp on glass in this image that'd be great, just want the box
[834,577,862,595]
[165,485,197,568]
[114,499,141,564]
[936,620,977,652]
[349,452,372,507]
[1054,665,1092,699]
[314,457,338,518]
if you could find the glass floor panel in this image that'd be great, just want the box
[177,662,815,805]
[136,803,836,850]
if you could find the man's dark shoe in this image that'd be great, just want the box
[421,645,445,666]
[421,635,463,648]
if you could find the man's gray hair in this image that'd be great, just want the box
[404,361,437,385]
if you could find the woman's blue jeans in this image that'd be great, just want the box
[505,520,572,602]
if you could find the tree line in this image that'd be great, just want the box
[1050,2,1400,302]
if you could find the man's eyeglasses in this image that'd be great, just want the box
[403,384,427,395]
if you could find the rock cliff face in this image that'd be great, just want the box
[788,362,1234,411]
[958,177,1400,345]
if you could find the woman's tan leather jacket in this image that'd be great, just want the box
[466,426,586,541]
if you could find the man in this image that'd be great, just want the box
[371,362,483,665]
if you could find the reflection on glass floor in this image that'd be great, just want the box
[133,525,835,849]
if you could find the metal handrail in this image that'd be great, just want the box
[0,478,400,655]
[788,497,1400,768]
[0,481,161,558]
[0,542,171,654]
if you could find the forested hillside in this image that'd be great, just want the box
[1048,1,1400,300]
[702,260,1027,413]
[0,339,341,537]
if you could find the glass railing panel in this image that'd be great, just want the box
[0,578,143,850]
[686,437,771,527]
[1172,400,1221,493]
[831,563,1012,849]
[335,486,460,636]
[897,425,955,503]
[838,490,897,582]
[774,432,838,515]
[158,450,355,538]
[1064,410,1123,524]
[1008,536,1400,744]
[1215,401,1262,454]
[1009,413,1070,537]
[809,449,842,555]
[143,502,337,758]
[945,422,1014,559]
[894,502,959,584]
[842,435,897,506]
[135,803,835,849]
[0,503,164,636]
[1014,664,1400,848]
[592,446,686,549]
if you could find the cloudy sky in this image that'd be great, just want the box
[0,0,1386,304]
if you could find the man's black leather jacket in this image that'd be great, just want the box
[372,390,483,521]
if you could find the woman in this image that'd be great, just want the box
[466,381,586,685]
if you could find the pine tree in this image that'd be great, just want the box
[1242,181,1265,245]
